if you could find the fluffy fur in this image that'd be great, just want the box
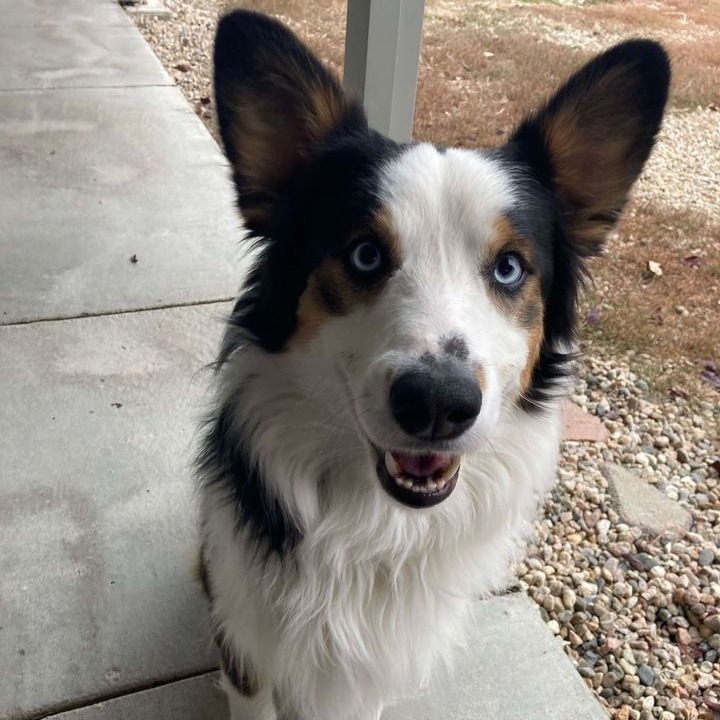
[197,11,670,720]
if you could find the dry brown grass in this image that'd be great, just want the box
[414,28,587,146]
[582,203,720,395]
[524,0,720,109]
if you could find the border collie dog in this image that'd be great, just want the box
[198,11,669,720]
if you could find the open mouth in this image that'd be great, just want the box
[376,450,461,508]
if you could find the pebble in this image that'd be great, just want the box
[705,615,720,633]
[562,587,577,610]
[698,548,715,566]
[637,664,655,687]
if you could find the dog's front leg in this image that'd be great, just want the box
[221,670,276,720]
[217,638,275,720]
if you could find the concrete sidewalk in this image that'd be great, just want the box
[0,2,607,718]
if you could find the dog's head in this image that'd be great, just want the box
[213,11,669,509]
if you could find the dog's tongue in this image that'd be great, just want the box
[392,452,449,478]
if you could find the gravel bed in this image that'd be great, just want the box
[131,3,719,718]
[635,110,720,218]
[134,0,219,135]
[518,346,719,720]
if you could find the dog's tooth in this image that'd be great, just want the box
[426,480,438,492]
[411,484,421,493]
[402,479,413,490]
[385,451,401,478]
[394,475,404,487]
[436,478,447,490]
[439,457,462,482]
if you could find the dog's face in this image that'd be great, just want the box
[213,12,669,509]
[300,144,547,508]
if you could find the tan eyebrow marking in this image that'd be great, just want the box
[291,208,403,347]
[487,216,546,397]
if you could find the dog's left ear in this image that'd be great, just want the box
[214,10,365,235]
[507,40,670,255]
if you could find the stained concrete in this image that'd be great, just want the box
[42,675,227,720]
[40,597,606,720]
[0,20,170,90]
[383,594,608,720]
[0,304,229,719]
[0,0,131,27]
[0,87,242,324]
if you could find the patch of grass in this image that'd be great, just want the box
[414,28,587,147]
[669,38,720,109]
[582,203,720,393]
[528,0,720,108]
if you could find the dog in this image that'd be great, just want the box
[196,10,669,720]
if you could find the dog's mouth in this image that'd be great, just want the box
[376,449,461,508]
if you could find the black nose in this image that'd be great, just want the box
[389,363,482,441]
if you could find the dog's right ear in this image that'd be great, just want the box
[214,10,365,234]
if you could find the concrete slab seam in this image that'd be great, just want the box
[19,667,219,720]
[0,298,236,329]
[0,83,174,94]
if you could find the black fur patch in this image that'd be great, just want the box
[197,401,302,556]
[501,168,580,411]
[442,335,469,361]
[197,544,212,599]
[218,132,401,358]
[214,9,402,358]
[216,628,259,697]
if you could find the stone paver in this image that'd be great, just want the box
[562,401,610,442]
[0,304,228,719]
[124,0,173,21]
[0,86,241,323]
[601,462,692,535]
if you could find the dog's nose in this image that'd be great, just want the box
[389,363,482,441]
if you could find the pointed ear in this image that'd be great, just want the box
[214,10,366,233]
[508,40,670,255]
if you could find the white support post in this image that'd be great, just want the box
[343,0,426,143]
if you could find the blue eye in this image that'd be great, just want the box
[350,241,383,273]
[493,253,525,287]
